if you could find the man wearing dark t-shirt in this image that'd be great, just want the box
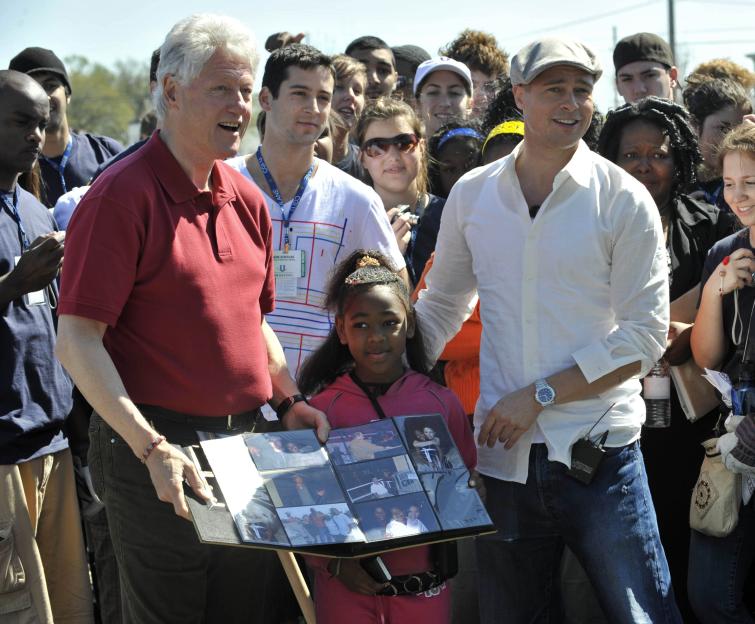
[9,47,124,206]
[0,70,93,623]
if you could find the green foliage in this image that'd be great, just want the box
[65,55,150,144]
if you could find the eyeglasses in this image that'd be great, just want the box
[362,133,419,158]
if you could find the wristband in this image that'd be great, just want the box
[275,394,308,420]
[141,435,166,463]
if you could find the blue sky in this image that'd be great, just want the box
[3,0,755,111]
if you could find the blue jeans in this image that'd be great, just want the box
[476,442,681,624]
[688,497,755,623]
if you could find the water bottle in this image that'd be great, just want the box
[643,359,671,428]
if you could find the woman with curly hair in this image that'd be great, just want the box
[599,96,737,622]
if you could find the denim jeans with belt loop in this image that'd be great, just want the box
[688,497,755,623]
[476,442,682,624]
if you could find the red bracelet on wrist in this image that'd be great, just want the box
[141,435,166,463]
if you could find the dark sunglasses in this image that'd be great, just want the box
[362,133,419,158]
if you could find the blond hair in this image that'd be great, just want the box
[718,123,755,171]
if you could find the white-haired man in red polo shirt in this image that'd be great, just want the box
[56,14,328,624]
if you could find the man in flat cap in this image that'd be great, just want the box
[415,37,681,622]
[614,32,678,104]
[9,47,123,207]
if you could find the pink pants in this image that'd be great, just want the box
[313,570,450,624]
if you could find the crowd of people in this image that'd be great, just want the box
[280,506,358,545]
[2,10,755,624]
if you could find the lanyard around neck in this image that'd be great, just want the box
[255,147,314,252]
[41,136,74,196]
[1,187,30,251]
[349,371,393,420]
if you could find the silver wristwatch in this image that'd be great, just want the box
[534,379,556,407]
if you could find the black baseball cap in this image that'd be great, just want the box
[9,47,72,94]
[613,33,674,74]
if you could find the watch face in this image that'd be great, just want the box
[536,387,555,405]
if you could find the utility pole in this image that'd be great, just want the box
[612,25,619,109]
[668,0,676,62]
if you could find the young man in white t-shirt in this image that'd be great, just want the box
[225,44,405,379]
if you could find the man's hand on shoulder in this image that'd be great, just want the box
[478,385,542,449]
[1,232,64,303]
[144,442,214,520]
[281,400,330,444]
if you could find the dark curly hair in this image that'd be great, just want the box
[583,106,605,152]
[481,76,520,134]
[440,29,509,77]
[686,59,755,91]
[426,118,484,196]
[297,250,428,395]
[598,96,701,196]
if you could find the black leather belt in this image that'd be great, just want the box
[137,404,262,433]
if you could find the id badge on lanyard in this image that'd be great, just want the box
[256,147,313,298]
[273,249,306,297]
[13,256,46,305]
[3,190,45,306]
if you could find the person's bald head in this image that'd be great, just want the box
[0,70,49,187]
[0,69,48,101]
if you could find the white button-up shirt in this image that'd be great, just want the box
[415,140,669,483]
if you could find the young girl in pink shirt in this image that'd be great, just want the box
[298,250,476,624]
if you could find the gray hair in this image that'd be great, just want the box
[153,14,258,122]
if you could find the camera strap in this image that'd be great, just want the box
[731,289,755,348]
[348,371,388,420]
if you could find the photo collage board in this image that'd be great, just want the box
[200,414,492,551]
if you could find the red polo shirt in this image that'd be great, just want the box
[59,132,275,416]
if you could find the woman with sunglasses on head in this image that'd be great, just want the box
[357,97,445,286]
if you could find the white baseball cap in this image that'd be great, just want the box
[413,56,473,96]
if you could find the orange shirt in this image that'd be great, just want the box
[413,253,481,415]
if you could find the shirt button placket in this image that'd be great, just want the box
[522,228,539,382]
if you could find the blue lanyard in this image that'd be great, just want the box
[41,136,73,196]
[1,187,30,251]
[255,147,314,252]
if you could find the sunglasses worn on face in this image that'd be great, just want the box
[362,133,419,158]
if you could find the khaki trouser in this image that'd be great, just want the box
[0,448,94,624]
